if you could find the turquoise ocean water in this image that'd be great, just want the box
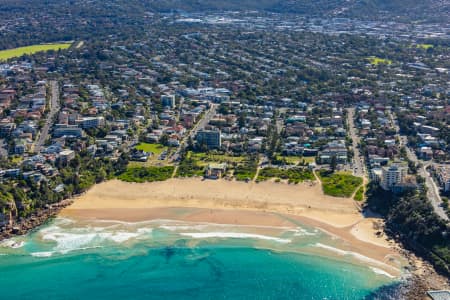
[0,216,405,299]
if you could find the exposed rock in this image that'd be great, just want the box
[0,200,73,241]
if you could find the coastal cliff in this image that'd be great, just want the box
[0,199,72,241]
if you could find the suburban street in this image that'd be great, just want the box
[0,139,8,158]
[422,163,449,220]
[388,110,448,221]
[171,103,217,161]
[347,108,366,178]
[33,80,60,153]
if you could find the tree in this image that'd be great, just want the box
[160,134,169,146]
[330,156,337,173]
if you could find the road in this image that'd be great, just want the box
[33,80,60,153]
[388,110,448,221]
[347,108,366,178]
[171,103,217,161]
[422,163,448,220]
[0,139,8,157]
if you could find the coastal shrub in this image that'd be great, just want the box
[354,186,364,201]
[234,167,256,181]
[319,170,363,198]
[234,157,258,181]
[366,186,450,276]
[177,158,204,178]
[118,166,174,183]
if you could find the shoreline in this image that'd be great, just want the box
[61,178,403,275]
[0,199,73,241]
[3,177,449,296]
[62,206,404,275]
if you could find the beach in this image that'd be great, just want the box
[61,178,404,276]
[5,177,449,299]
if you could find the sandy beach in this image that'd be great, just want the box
[61,178,405,276]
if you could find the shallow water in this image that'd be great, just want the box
[0,217,403,299]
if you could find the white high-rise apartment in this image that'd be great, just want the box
[381,164,407,191]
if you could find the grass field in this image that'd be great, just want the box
[367,56,392,65]
[135,143,167,155]
[276,155,315,165]
[11,156,23,164]
[128,143,171,168]
[189,152,246,166]
[0,43,73,61]
[416,44,434,50]
[118,166,174,183]
[318,170,363,198]
[354,186,365,201]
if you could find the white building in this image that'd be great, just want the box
[381,164,408,191]
[79,117,105,129]
[161,94,176,108]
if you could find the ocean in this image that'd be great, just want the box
[0,216,405,299]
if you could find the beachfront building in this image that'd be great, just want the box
[196,130,221,150]
[380,164,408,191]
[205,163,227,179]
[434,164,450,192]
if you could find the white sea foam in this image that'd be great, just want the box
[313,243,399,274]
[370,267,396,278]
[52,217,76,226]
[179,232,291,244]
[58,246,103,255]
[159,224,210,231]
[31,251,54,257]
[43,232,98,251]
[106,232,141,243]
[137,228,153,234]
[288,227,318,237]
[37,219,156,255]
[314,243,382,265]
[1,240,25,249]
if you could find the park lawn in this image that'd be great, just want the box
[11,156,23,164]
[416,44,434,50]
[367,56,392,65]
[190,151,246,166]
[118,166,174,183]
[0,42,73,61]
[354,186,365,201]
[135,143,167,155]
[318,170,363,198]
[276,155,315,165]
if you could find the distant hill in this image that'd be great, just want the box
[147,0,449,22]
[1,0,449,23]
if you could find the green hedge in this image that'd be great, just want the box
[176,158,204,178]
[118,166,174,183]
